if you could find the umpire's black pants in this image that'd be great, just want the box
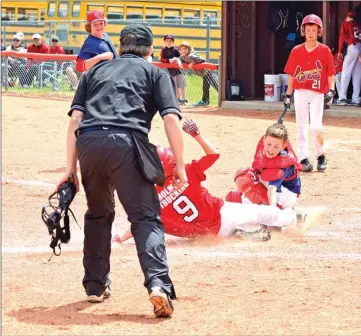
[76,129,175,299]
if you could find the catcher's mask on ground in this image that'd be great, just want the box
[41,175,78,260]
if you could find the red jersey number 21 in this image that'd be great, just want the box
[173,196,199,222]
[312,79,320,89]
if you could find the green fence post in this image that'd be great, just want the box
[205,15,211,62]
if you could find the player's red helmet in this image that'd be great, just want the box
[157,146,175,176]
[301,14,323,37]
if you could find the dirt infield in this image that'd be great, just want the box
[2,96,361,336]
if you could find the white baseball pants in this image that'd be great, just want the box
[294,89,325,161]
[218,201,297,237]
[339,43,361,104]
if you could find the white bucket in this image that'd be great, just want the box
[279,73,289,97]
[264,74,281,102]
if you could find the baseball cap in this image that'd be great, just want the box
[52,35,60,41]
[17,32,24,39]
[347,11,356,18]
[87,10,105,24]
[120,23,153,46]
[164,34,174,41]
[32,33,41,39]
[13,33,23,41]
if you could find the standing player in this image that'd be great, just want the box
[283,14,335,172]
[114,119,303,245]
[335,11,361,106]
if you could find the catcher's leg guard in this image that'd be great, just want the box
[225,190,243,203]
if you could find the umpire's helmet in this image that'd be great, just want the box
[157,146,175,177]
[301,14,323,37]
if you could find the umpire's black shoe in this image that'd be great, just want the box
[300,158,313,172]
[317,155,327,171]
[149,287,173,318]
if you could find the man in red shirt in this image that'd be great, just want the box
[335,11,361,106]
[114,119,302,244]
[49,36,65,54]
[20,33,49,87]
[283,14,335,173]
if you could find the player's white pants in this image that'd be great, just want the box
[335,72,342,96]
[218,201,296,237]
[339,43,361,104]
[294,89,325,160]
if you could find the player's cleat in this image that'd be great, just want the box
[230,227,271,242]
[193,100,209,107]
[296,210,307,225]
[317,154,327,171]
[87,286,112,303]
[149,287,174,318]
[300,158,313,172]
[336,99,347,106]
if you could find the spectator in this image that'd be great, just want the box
[19,33,49,87]
[16,32,27,49]
[1,38,5,51]
[5,33,27,86]
[178,41,219,107]
[336,11,361,106]
[76,10,117,72]
[160,34,187,105]
[49,36,65,54]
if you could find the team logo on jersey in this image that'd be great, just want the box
[158,183,190,209]
[294,60,322,82]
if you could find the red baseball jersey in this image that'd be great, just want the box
[155,154,224,237]
[284,43,335,94]
[338,20,361,53]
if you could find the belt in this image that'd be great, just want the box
[76,126,126,137]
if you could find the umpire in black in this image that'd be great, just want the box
[57,23,187,318]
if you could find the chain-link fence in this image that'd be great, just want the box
[1,51,219,106]
[2,18,221,63]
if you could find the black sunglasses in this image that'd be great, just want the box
[52,39,59,42]
[13,39,20,42]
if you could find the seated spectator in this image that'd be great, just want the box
[76,10,117,72]
[5,33,27,86]
[49,36,65,54]
[16,32,27,49]
[160,34,187,105]
[19,33,49,87]
[178,41,218,107]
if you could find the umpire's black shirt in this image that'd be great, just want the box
[69,54,182,135]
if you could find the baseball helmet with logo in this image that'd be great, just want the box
[157,146,175,176]
[301,14,323,37]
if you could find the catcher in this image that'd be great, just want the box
[114,120,304,245]
[227,123,302,210]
